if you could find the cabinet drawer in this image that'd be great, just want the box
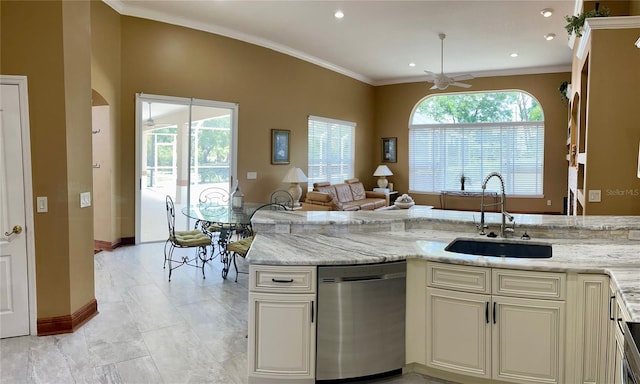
[427,262,490,294]
[492,269,565,300]
[250,265,316,293]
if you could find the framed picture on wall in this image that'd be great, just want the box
[382,137,397,163]
[271,129,290,164]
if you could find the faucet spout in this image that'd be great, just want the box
[479,172,511,237]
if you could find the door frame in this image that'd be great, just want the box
[134,93,239,244]
[1,75,37,335]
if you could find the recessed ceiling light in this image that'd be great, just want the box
[409,62,416,67]
[544,33,556,41]
[510,53,519,58]
[540,8,553,17]
[334,10,344,19]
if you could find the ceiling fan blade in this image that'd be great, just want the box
[451,82,472,89]
[424,71,437,81]
[452,74,474,81]
[430,84,440,90]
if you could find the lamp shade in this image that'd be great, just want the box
[373,165,393,177]
[282,167,308,183]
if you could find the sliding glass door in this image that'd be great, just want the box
[136,94,238,243]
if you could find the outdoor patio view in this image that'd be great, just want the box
[140,100,235,242]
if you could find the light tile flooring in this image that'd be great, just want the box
[0,242,458,384]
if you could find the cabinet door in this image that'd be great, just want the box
[606,284,618,384]
[492,296,565,384]
[613,336,623,384]
[426,287,491,379]
[249,293,315,381]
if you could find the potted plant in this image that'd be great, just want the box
[565,3,610,37]
[559,81,570,104]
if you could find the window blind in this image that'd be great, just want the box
[308,115,356,187]
[409,122,544,195]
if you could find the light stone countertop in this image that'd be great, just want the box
[246,207,640,321]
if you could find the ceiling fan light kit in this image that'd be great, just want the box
[424,33,474,91]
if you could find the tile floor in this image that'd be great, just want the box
[0,242,458,384]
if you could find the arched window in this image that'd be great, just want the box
[409,91,544,196]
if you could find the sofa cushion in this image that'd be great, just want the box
[314,184,337,200]
[341,202,361,211]
[358,201,376,210]
[334,183,354,203]
[306,191,333,203]
[348,181,366,201]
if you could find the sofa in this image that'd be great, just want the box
[302,178,389,211]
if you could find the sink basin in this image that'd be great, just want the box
[445,237,552,258]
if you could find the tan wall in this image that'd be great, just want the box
[91,1,122,245]
[1,0,94,318]
[117,17,376,237]
[374,73,571,214]
[584,28,640,215]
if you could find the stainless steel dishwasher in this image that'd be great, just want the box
[316,260,406,382]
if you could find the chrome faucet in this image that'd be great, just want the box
[479,172,513,237]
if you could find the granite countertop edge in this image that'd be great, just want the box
[245,229,640,322]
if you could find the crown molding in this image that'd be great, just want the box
[373,65,571,87]
[104,0,575,88]
[577,16,640,60]
[102,0,374,85]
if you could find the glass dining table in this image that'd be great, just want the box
[182,202,263,279]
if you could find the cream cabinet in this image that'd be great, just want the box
[607,282,630,384]
[425,262,566,384]
[248,265,316,384]
[570,274,610,384]
[606,281,622,384]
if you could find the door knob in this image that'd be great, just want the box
[4,225,23,236]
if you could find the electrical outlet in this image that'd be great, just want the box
[36,196,48,213]
[588,190,601,203]
[546,200,552,206]
[247,172,257,180]
[80,192,91,208]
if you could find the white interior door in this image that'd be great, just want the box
[0,80,31,338]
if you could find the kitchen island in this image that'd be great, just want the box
[245,207,640,384]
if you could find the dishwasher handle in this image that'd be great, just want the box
[323,271,406,283]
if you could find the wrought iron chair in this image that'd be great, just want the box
[269,189,294,209]
[224,203,287,281]
[164,195,212,281]
[198,187,230,206]
[197,187,233,259]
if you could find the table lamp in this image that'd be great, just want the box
[282,167,308,207]
[373,165,393,189]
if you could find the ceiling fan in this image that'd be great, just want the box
[424,33,474,90]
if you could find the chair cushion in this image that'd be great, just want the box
[205,222,233,232]
[172,230,211,247]
[226,236,254,256]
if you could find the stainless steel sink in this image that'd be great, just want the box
[445,237,552,258]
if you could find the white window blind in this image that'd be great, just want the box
[308,115,356,187]
[409,122,544,195]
